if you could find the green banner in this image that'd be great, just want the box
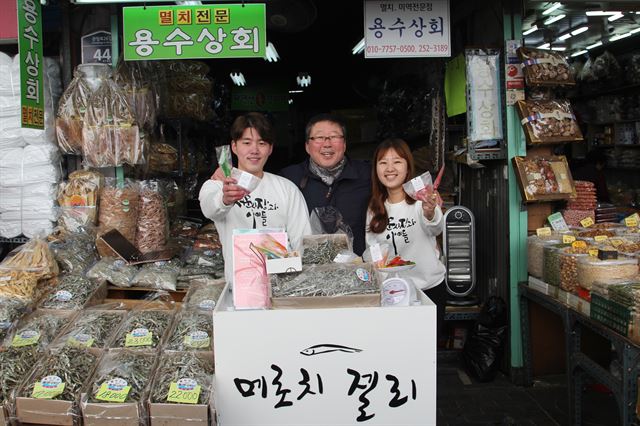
[123,4,266,61]
[17,0,44,129]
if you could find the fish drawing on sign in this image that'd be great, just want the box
[300,344,363,356]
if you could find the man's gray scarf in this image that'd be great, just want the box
[309,157,347,186]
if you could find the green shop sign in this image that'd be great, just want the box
[123,4,266,61]
[18,0,44,129]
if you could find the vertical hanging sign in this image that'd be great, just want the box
[17,0,44,129]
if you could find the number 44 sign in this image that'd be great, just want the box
[81,31,112,64]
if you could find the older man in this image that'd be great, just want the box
[281,113,371,255]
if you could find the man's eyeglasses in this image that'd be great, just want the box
[308,135,345,143]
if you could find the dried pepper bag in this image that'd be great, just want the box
[82,71,145,167]
[517,47,575,86]
[516,99,583,144]
[56,69,91,155]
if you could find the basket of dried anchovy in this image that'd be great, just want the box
[111,310,174,350]
[302,234,350,265]
[8,310,74,350]
[164,310,213,351]
[55,310,126,349]
[183,280,226,311]
[38,275,106,310]
[83,350,157,425]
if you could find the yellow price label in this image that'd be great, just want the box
[184,331,210,349]
[167,381,201,404]
[588,249,599,257]
[563,235,576,244]
[572,241,587,249]
[67,334,94,348]
[610,238,624,247]
[95,381,131,403]
[12,330,40,348]
[125,329,153,347]
[536,227,552,237]
[32,378,65,399]
[594,235,608,243]
[625,216,638,227]
[580,217,594,228]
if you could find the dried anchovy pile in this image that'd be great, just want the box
[151,352,214,404]
[132,260,181,291]
[302,235,349,265]
[13,312,67,348]
[184,282,225,311]
[0,346,40,403]
[272,264,378,297]
[113,310,172,349]
[59,311,124,348]
[89,351,156,403]
[21,347,98,401]
[50,232,98,275]
[39,275,100,310]
[86,257,138,288]
[165,311,212,351]
[0,297,29,340]
[135,187,168,254]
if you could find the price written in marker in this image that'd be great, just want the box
[580,217,594,228]
[594,235,608,243]
[536,227,552,237]
[588,249,599,257]
[572,241,587,249]
[563,235,576,244]
[167,379,201,404]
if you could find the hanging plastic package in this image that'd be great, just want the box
[56,67,91,155]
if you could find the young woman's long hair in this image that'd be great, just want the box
[368,138,416,234]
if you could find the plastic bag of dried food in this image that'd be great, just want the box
[86,257,138,288]
[150,352,214,406]
[231,167,261,192]
[57,178,99,232]
[96,179,140,257]
[18,345,98,403]
[131,259,181,291]
[38,275,101,310]
[82,73,144,167]
[183,279,226,311]
[56,68,91,155]
[148,141,178,173]
[516,99,583,144]
[112,308,174,350]
[309,206,354,256]
[0,346,41,406]
[216,145,232,177]
[56,309,126,348]
[165,310,213,351]
[135,180,168,254]
[517,47,575,86]
[0,297,29,339]
[592,51,620,81]
[271,263,379,298]
[302,233,351,265]
[403,171,433,200]
[7,310,71,349]
[170,218,202,239]
[115,59,157,130]
[87,350,156,407]
[49,228,98,275]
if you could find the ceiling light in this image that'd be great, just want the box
[585,11,620,16]
[551,47,566,51]
[558,33,572,41]
[631,27,640,34]
[538,43,550,49]
[523,25,538,36]
[586,41,602,49]
[230,72,245,87]
[352,38,365,55]
[571,26,589,36]
[542,2,562,15]
[610,32,632,41]
[544,14,565,25]
[288,90,303,94]
[608,13,624,22]
[296,73,311,88]
[571,50,588,57]
[288,99,293,105]
[264,42,279,62]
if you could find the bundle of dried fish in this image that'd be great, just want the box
[150,352,214,405]
[184,248,223,267]
[20,346,98,401]
[131,259,181,291]
[57,310,125,348]
[302,234,350,265]
[0,297,29,341]
[165,310,213,351]
[10,311,68,349]
[89,350,156,403]
[112,310,173,349]
[271,263,379,298]
[86,257,138,288]
[177,274,223,290]
[184,280,225,311]
[0,346,41,404]
[50,232,98,275]
[39,275,100,310]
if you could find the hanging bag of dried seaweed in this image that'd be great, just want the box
[96,178,140,258]
[82,68,144,167]
[135,180,168,254]
[55,67,91,155]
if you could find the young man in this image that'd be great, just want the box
[199,112,311,283]
[281,113,371,255]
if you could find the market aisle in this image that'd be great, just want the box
[437,358,618,425]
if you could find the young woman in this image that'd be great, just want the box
[366,138,446,336]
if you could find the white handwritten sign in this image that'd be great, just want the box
[364,0,450,58]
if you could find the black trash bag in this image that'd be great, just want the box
[462,296,508,382]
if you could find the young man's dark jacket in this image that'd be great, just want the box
[280,157,371,255]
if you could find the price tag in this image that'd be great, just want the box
[236,171,253,189]
[32,376,65,399]
[410,176,425,193]
[594,235,608,243]
[184,331,210,349]
[572,241,587,249]
[562,235,576,244]
[588,249,599,257]
[548,212,568,231]
[167,379,201,404]
[536,227,552,237]
[625,214,639,227]
[12,330,40,347]
[580,217,594,228]
[67,333,95,348]
[125,328,153,347]
[610,238,624,247]
[95,379,131,403]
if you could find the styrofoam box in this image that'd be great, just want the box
[213,283,437,426]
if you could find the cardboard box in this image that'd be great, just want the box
[214,284,436,425]
[38,280,108,312]
[271,293,380,309]
[0,403,7,426]
[265,256,302,274]
[52,310,128,349]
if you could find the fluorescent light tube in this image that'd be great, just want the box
[586,41,602,49]
[631,27,640,34]
[264,42,279,62]
[352,38,365,55]
[551,47,566,51]
[571,50,588,57]
[538,43,550,49]
[523,25,538,36]
[608,13,624,22]
[571,26,589,36]
[559,33,572,41]
[610,32,632,41]
[585,11,620,16]
[543,2,562,15]
[544,14,565,25]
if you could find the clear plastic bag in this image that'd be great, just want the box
[150,352,214,405]
[403,171,433,200]
[96,178,140,257]
[183,279,226,311]
[131,260,181,291]
[86,257,138,288]
[111,302,174,350]
[55,68,91,155]
[55,309,126,349]
[0,346,41,407]
[57,170,103,231]
[164,310,213,351]
[517,47,575,86]
[49,228,98,275]
[216,145,232,177]
[516,100,583,144]
[6,310,71,349]
[302,233,351,265]
[309,206,354,254]
[114,59,157,130]
[135,180,168,254]
[38,275,101,310]
[231,167,261,192]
